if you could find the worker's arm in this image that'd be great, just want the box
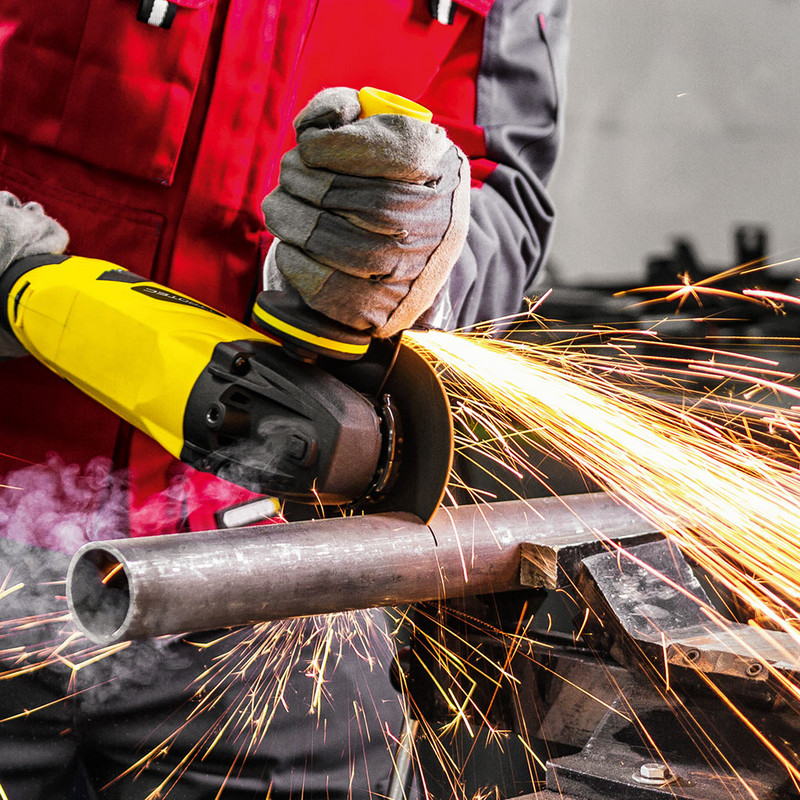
[261,0,568,335]
[0,191,69,357]
[422,0,569,331]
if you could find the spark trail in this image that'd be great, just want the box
[405,326,800,637]
[103,611,401,800]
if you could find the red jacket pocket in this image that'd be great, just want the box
[0,0,218,184]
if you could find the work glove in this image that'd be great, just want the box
[0,191,69,358]
[261,87,470,338]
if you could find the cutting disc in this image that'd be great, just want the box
[365,339,453,523]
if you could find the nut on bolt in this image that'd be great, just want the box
[746,661,765,677]
[641,762,670,781]
[684,647,701,664]
[634,761,677,786]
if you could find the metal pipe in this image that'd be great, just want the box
[66,493,656,644]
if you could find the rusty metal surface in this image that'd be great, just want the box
[67,493,656,644]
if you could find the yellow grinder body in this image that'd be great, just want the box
[0,254,385,504]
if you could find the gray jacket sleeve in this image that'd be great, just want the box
[423,0,569,330]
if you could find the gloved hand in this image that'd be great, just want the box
[261,87,470,338]
[0,191,69,358]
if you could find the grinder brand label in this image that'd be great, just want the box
[131,285,225,316]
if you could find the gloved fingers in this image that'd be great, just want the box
[267,147,461,240]
[292,88,453,183]
[265,189,450,279]
[270,151,408,236]
[321,151,471,338]
[0,192,69,267]
[0,191,22,208]
[0,191,53,219]
[266,194,405,278]
[277,246,454,339]
[270,177,446,242]
[276,148,446,230]
[293,87,362,137]
[298,115,453,183]
[22,201,45,215]
[261,188,330,252]
[17,216,69,259]
[382,157,471,337]
[271,242,335,310]
[320,152,461,232]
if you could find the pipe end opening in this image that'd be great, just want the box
[67,548,132,644]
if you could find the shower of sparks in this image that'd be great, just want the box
[404,325,800,632]
[615,255,800,312]
[387,602,549,799]
[104,611,400,800]
[0,581,132,715]
[404,321,800,785]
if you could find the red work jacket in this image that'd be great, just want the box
[0,0,497,537]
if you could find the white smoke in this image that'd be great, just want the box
[0,454,128,554]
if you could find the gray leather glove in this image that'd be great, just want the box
[0,191,69,358]
[261,87,470,338]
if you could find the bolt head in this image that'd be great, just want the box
[640,762,670,780]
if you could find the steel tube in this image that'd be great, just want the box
[66,493,655,644]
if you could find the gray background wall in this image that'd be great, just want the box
[547,0,800,286]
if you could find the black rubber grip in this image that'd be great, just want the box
[0,253,69,332]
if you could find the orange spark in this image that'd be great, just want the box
[101,563,124,585]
